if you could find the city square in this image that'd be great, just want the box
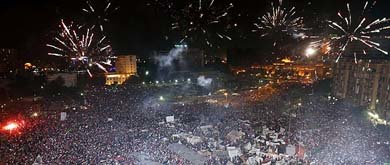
[1,0,390,164]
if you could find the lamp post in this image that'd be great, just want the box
[224,92,228,103]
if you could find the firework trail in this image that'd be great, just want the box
[47,19,112,77]
[313,1,390,62]
[253,0,305,40]
[82,0,119,32]
[170,0,234,47]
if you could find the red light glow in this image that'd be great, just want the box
[3,122,19,131]
[1,118,26,135]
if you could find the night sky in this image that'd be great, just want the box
[1,0,390,59]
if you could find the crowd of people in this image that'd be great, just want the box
[0,83,389,164]
[291,96,390,164]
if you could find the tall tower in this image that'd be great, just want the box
[116,55,137,75]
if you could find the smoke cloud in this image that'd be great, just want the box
[197,76,213,88]
[154,47,186,68]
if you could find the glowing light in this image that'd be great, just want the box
[305,47,316,57]
[24,63,33,70]
[32,112,39,117]
[326,46,332,52]
[281,58,293,63]
[159,96,165,101]
[3,122,19,131]
[368,112,379,119]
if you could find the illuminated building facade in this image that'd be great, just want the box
[332,57,390,122]
[115,55,137,74]
[260,58,332,84]
[106,55,137,85]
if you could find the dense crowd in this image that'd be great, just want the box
[0,83,389,164]
[292,96,390,164]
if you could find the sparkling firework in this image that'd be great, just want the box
[82,0,119,32]
[253,0,305,39]
[170,0,234,47]
[47,19,112,77]
[325,1,390,62]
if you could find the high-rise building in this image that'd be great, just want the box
[115,55,137,75]
[105,55,137,85]
[332,57,390,122]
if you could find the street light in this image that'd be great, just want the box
[145,71,149,76]
[224,93,228,102]
[159,96,165,101]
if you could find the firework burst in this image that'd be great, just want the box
[253,0,305,39]
[325,1,390,62]
[47,19,112,77]
[170,0,234,47]
[82,0,119,32]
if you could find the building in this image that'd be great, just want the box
[115,55,137,74]
[105,55,137,85]
[233,58,332,84]
[332,57,390,123]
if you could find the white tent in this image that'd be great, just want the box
[166,116,175,123]
[227,147,241,160]
[186,135,203,145]
[60,112,67,121]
